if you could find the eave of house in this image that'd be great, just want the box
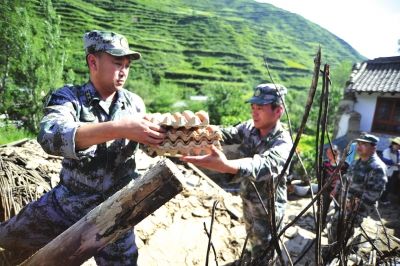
[345,56,400,94]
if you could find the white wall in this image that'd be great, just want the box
[335,113,350,139]
[353,94,376,132]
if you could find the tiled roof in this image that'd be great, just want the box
[346,56,400,94]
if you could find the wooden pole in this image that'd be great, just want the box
[21,158,185,266]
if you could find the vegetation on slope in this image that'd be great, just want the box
[1,0,362,142]
[51,0,362,128]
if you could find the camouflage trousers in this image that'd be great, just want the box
[242,198,284,262]
[326,203,376,256]
[0,184,138,265]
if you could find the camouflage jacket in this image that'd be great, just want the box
[346,153,387,206]
[220,120,293,210]
[37,82,145,196]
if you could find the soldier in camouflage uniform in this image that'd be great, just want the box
[0,30,166,265]
[326,134,387,261]
[181,84,293,263]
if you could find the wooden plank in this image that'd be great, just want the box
[0,138,29,148]
[21,158,185,266]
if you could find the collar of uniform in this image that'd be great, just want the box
[114,89,127,109]
[358,153,377,164]
[83,81,101,105]
[87,82,126,116]
[83,82,127,107]
[260,121,283,142]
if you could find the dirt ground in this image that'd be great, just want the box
[134,151,400,265]
[88,151,400,265]
[1,141,399,265]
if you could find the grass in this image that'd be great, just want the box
[298,134,316,154]
[0,124,35,145]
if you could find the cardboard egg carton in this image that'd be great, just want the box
[148,110,210,128]
[145,110,222,156]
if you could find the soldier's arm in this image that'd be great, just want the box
[75,118,164,149]
[38,88,164,159]
[362,167,387,205]
[180,137,292,178]
[37,87,85,159]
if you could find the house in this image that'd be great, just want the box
[334,56,400,152]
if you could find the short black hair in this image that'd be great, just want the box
[270,101,283,110]
[85,52,105,67]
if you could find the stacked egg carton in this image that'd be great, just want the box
[146,110,222,156]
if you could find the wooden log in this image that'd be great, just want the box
[20,158,185,266]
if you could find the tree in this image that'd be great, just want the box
[329,60,352,131]
[201,83,250,125]
[0,0,28,112]
[0,0,65,132]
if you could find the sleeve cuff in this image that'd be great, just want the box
[60,122,96,159]
[235,158,256,181]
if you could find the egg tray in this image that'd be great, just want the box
[144,110,222,156]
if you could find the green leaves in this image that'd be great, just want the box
[1,0,362,139]
[0,0,64,132]
[201,83,250,125]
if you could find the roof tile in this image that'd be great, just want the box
[346,56,400,94]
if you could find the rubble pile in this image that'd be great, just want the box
[1,140,399,265]
[0,140,245,265]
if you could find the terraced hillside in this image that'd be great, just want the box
[51,0,363,91]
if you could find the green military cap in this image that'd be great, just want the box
[246,83,287,105]
[355,133,379,145]
[83,30,141,60]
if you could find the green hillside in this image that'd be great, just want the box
[1,0,363,155]
[0,0,363,136]
[52,0,363,90]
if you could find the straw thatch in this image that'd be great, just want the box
[0,139,61,222]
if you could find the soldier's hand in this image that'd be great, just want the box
[180,145,238,174]
[118,117,166,145]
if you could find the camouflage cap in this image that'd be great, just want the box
[83,30,141,60]
[246,83,287,105]
[355,133,379,145]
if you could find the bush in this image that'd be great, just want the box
[201,83,251,125]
